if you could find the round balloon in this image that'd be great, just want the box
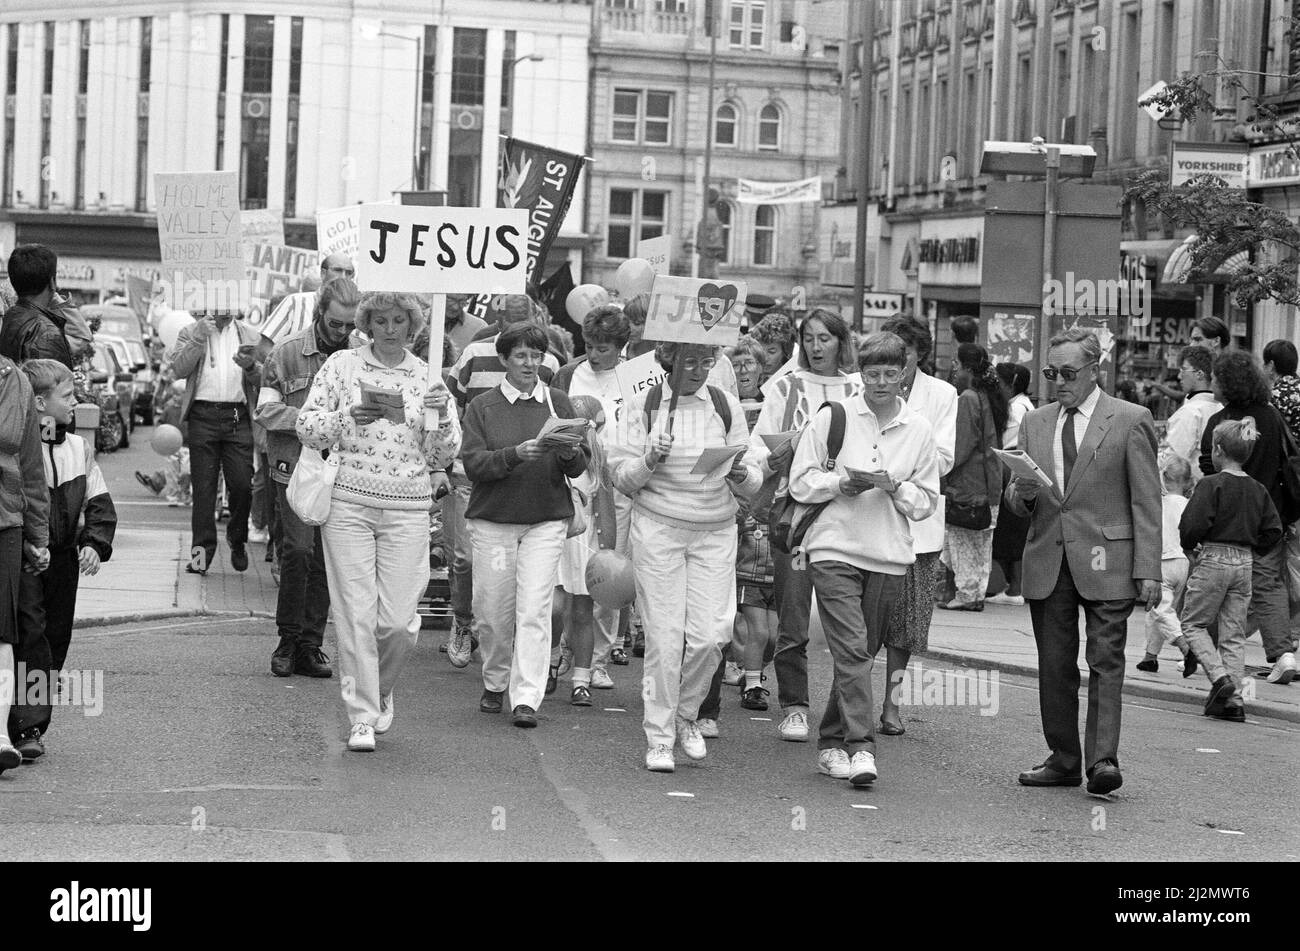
[584,550,636,611]
[151,423,184,456]
[565,284,611,324]
[614,258,656,299]
[157,311,195,350]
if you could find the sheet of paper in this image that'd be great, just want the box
[844,466,893,486]
[992,448,1053,486]
[760,431,798,452]
[691,445,746,479]
[359,382,407,424]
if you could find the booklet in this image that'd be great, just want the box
[358,382,407,424]
[844,466,894,487]
[691,445,746,480]
[992,448,1053,486]
[538,416,590,447]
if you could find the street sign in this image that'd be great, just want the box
[1170,141,1247,189]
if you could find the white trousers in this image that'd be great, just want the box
[470,518,567,711]
[321,499,430,727]
[631,512,737,748]
[592,489,633,667]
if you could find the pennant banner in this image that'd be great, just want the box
[498,137,586,283]
[735,176,822,205]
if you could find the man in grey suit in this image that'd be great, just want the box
[1004,329,1162,796]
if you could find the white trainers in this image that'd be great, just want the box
[376,693,394,734]
[591,666,615,689]
[1266,651,1297,685]
[723,661,744,686]
[347,723,376,752]
[817,748,851,779]
[697,717,720,739]
[447,621,474,669]
[645,745,676,772]
[778,709,810,742]
[676,718,707,760]
[986,592,1025,607]
[848,750,878,786]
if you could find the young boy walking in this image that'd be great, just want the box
[1178,418,1282,723]
[10,360,117,760]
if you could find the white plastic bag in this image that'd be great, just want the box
[286,448,338,526]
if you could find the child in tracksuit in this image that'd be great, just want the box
[12,360,117,760]
[1178,418,1282,723]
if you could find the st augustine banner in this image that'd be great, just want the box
[735,176,822,205]
[498,137,586,283]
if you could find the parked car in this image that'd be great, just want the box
[88,340,134,452]
[97,331,156,425]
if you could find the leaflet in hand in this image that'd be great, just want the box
[691,445,746,480]
[992,448,1052,486]
[538,416,590,447]
[760,431,798,452]
[358,382,407,424]
[844,466,893,487]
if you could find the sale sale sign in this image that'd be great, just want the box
[642,275,747,347]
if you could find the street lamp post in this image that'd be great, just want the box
[504,53,545,136]
[851,1,877,332]
[378,30,424,189]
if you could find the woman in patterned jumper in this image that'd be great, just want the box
[297,292,461,753]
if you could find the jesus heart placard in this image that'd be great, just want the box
[642,275,746,346]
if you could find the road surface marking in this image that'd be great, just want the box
[666,792,694,798]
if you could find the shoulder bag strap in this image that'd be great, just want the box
[780,375,803,432]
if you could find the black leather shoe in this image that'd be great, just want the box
[511,705,538,728]
[230,544,249,572]
[740,685,769,710]
[1086,760,1123,795]
[480,689,504,714]
[1212,697,1246,722]
[1204,676,1235,717]
[1018,763,1083,787]
[1136,657,1158,672]
[294,646,333,678]
[1181,650,1199,679]
[270,638,296,678]
[610,647,629,666]
[546,665,559,696]
[14,727,44,761]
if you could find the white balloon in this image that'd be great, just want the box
[157,311,195,350]
[565,284,611,324]
[614,258,656,299]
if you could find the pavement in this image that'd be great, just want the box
[79,428,1300,723]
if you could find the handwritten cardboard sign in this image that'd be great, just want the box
[638,234,672,276]
[154,171,244,311]
[354,204,529,295]
[642,275,746,347]
[316,204,361,261]
[241,208,285,248]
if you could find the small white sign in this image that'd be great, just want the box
[1140,80,1170,121]
[1170,142,1248,189]
[643,275,747,347]
[316,204,362,261]
[615,350,667,409]
[354,204,529,295]
[638,234,672,276]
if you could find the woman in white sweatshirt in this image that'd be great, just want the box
[788,331,939,788]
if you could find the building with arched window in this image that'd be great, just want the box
[588,0,842,307]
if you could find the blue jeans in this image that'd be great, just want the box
[1181,543,1252,684]
[274,481,330,648]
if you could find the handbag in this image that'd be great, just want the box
[769,401,847,555]
[542,386,590,538]
[286,350,355,527]
[944,391,993,531]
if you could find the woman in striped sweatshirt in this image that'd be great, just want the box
[609,342,762,773]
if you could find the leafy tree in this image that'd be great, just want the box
[1126,65,1300,308]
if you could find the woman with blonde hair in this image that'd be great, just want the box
[297,291,461,753]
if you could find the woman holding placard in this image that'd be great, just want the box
[296,292,461,753]
[746,310,860,744]
[608,341,760,773]
[461,323,592,729]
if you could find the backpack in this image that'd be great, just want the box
[642,382,732,434]
[768,400,847,556]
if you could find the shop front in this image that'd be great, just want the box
[914,215,983,374]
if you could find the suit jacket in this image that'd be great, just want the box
[1004,389,1161,601]
[167,319,268,421]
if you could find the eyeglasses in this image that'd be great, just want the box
[731,358,760,371]
[1041,361,1097,382]
[861,368,903,384]
[681,357,717,371]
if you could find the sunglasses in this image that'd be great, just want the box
[861,368,903,384]
[1041,362,1097,382]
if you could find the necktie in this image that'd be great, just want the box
[1062,407,1079,488]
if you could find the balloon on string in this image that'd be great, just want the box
[565,284,611,324]
[150,423,184,456]
[613,258,656,299]
[584,550,636,611]
[156,311,195,350]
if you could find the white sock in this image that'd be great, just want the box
[745,670,763,689]
[573,667,591,687]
